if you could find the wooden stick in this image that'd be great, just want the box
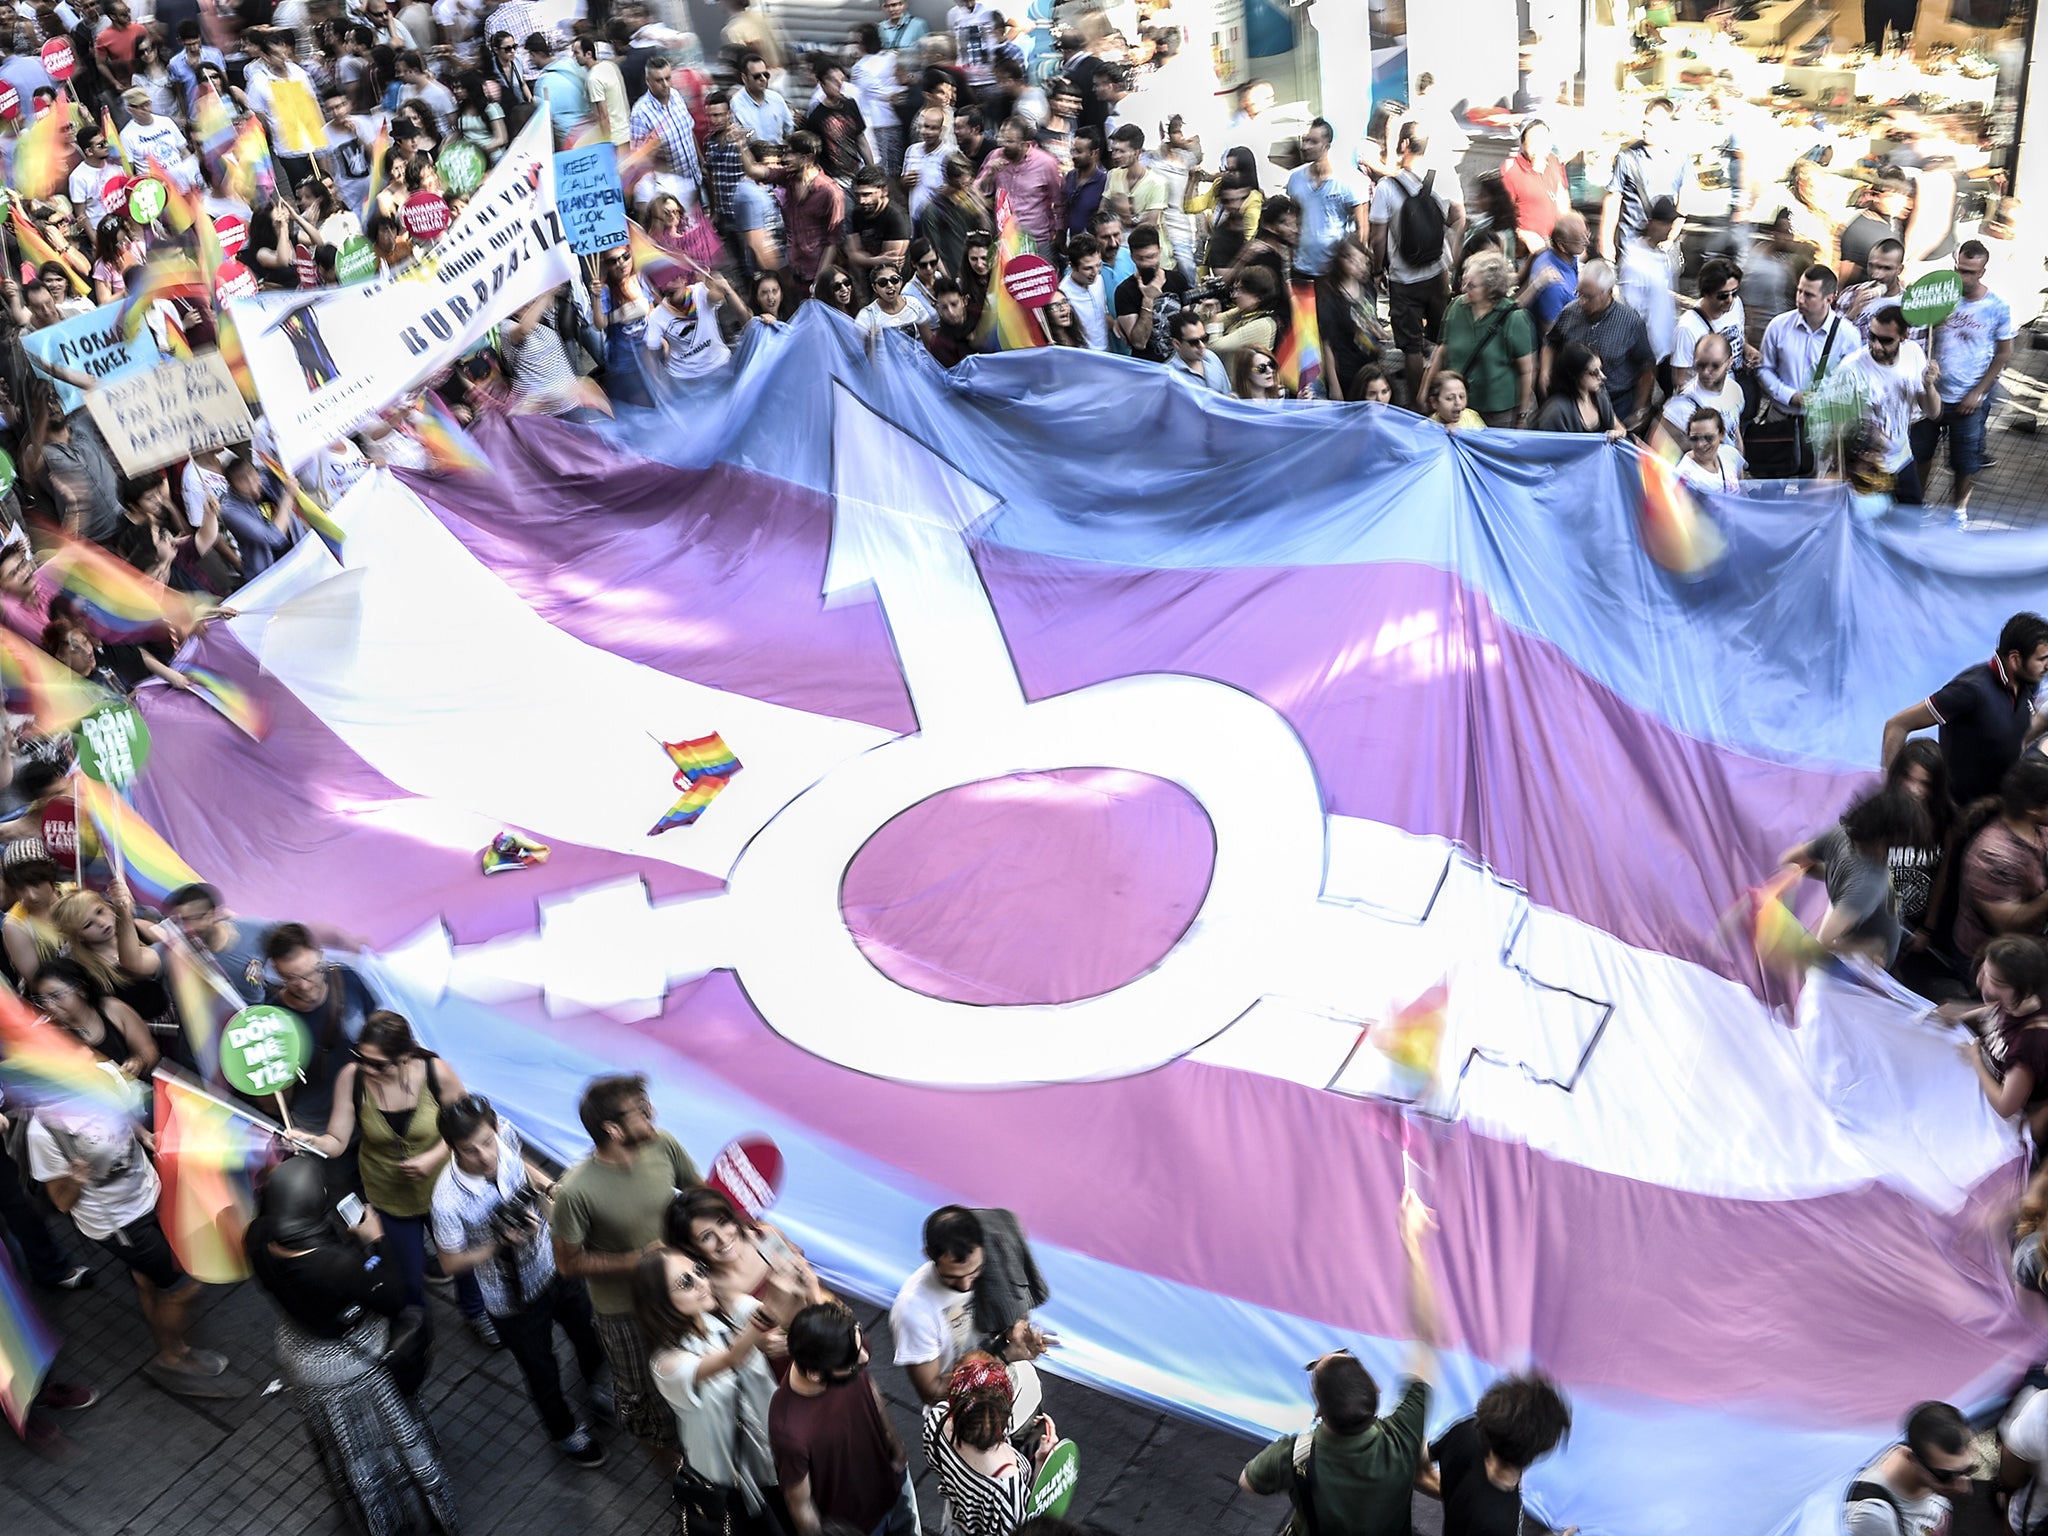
[108,787,124,889]
[147,1065,326,1155]
[274,1091,294,1136]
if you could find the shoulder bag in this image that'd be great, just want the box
[670,1341,753,1536]
[1748,315,1840,479]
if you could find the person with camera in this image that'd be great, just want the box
[430,1094,612,1469]
[246,1155,461,1536]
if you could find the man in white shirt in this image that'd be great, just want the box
[1909,238,2016,523]
[730,51,793,143]
[1058,232,1111,350]
[397,49,457,119]
[1654,332,1744,459]
[117,86,195,187]
[856,262,928,337]
[243,27,327,190]
[898,106,949,224]
[67,126,121,216]
[1616,195,1679,367]
[1834,304,1942,504]
[1842,1401,1973,1536]
[948,1,1002,88]
[1671,255,1754,394]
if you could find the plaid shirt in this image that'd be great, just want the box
[428,1121,556,1316]
[705,134,747,229]
[629,88,701,183]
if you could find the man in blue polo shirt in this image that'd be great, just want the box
[1883,612,2048,807]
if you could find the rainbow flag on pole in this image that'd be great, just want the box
[650,732,742,834]
[973,190,1045,352]
[75,776,204,906]
[8,207,88,297]
[11,90,70,199]
[404,393,491,478]
[118,252,209,341]
[0,986,136,1113]
[1369,978,1449,1087]
[153,1071,280,1284]
[0,1244,56,1434]
[1635,445,1727,577]
[628,218,696,296]
[1275,279,1321,394]
[100,108,132,177]
[227,115,274,206]
[0,625,111,733]
[34,526,207,640]
[184,667,269,741]
[194,87,235,167]
[165,932,240,1084]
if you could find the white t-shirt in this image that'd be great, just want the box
[1618,239,1679,361]
[1673,300,1747,373]
[858,299,925,336]
[1369,169,1453,284]
[645,284,732,379]
[890,1261,977,1373]
[1674,444,1743,495]
[2007,1389,2048,1533]
[68,159,121,216]
[26,1108,158,1241]
[1843,1455,1951,1536]
[1059,271,1110,350]
[1930,288,2017,402]
[1836,338,1931,471]
[1661,376,1745,445]
[182,458,229,530]
[948,3,1002,84]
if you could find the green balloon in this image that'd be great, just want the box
[220,1006,310,1096]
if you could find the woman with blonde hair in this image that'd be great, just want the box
[55,878,169,1035]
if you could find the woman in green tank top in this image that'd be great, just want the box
[298,1011,469,1314]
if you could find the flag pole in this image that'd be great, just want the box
[149,1066,325,1156]
[108,788,124,889]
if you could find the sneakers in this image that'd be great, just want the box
[467,1313,503,1349]
[555,1426,607,1468]
[39,1381,99,1412]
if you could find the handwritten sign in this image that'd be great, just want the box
[24,299,162,415]
[554,141,626,255]
[85,351,253,476]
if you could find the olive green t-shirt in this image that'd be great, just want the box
[1241,1378,1430,1536]
[552,1131,700,1314]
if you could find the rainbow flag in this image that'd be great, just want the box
[0,625,111,732]
[153,1072,279,1284]
[194,87,235,166]
[405,393,491,477]
[257,448,345,553]
[0,986,136,1113]
[1749,866,1829,977]
[1275,279,1321,394]
[360,119,390,220]
[0,1244,56,1434]
[33,526,206,640]
[215,314,260,404]
[974,190,1045,352]
[628,219,695,296]
[650,731,742,834]
[8,207,88,298]
[227,115,274,206]
[185,666,268,740]
[618,135,658,200]
[118,251,209,341]
[147,154,198,236]
[11,90,69,199]
[99,108,132,176]
[1368,979,1449,1085]
[161,314,195,361]
[1635,445,1727,577]
[75,776,204,906]
[164,932,239,1083]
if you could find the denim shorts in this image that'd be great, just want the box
[1934,394,1992,476]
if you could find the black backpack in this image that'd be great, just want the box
[1845,1479,1907,1535]
[1394,171,1447,268]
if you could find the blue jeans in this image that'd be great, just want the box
[870,1468,921,1536]
[378,1209,487,1319]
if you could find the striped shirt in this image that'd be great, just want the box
[921,1402,1030,1536]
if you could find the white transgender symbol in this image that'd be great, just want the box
[373,387,1612,1099]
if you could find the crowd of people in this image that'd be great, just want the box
[0,1,2040,1534]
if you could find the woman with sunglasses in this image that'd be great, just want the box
[594,246,653,408]
[812,264,861,318]
[129,35,180,120]
[665,1185,830,1352]
[634,1245,806,1536]
[1230,344,1284,401]
[295,1011,494,1343]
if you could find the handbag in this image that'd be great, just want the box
[1748,315,1840,478]
[670,1347,754,1536]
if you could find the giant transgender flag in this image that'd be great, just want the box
[133,307,2048,1536]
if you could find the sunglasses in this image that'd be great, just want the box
[1911,1449,1974,1485]
[1252,359,1275,372]
[1304,1347,1352,1372]
[351,1049,394,1069]
[670,1265,711,1294]
[874,274,901,287]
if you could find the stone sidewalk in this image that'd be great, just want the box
[3,1224,1417,1536]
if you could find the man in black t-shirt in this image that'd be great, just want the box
[1113,226,1192,361]
[1837,169,1911,285]
[1883,612,2048,809]
[805,61,871,182]
[1427,1373,1572,1536]
[846,166,912,301]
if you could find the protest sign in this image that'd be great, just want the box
[230,108,577,466]
[74,700,150,789]
[554,141,626,255]
[84,351,252,476]
[24,300,161,415]
[270,78,326,154]
[220,1006,308,1096]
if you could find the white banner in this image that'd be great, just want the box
[228,107,576,467]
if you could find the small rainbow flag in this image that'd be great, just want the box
[147,154,197,235]
[75,776,204,906]
[0,624,111,732]
[618,135,658,199]
[628,218,696,296]
[1275,279,1321,394]
[215,314,260,404]
[11,90,70,199]
[257,448,345,552]
[1635,445,1727,577]
[33,526,207,641]
[8,207,88,298]
[404,392,491,477]
[0,1244,56,1435]
[165,932,239,1084]
[227,115,274,205]
[118,251,209,341]
[194,87,235,166]
[100,108,133,176]
[185,666,268,740]
[153,1072,280,1284]
[1368,979,1449,1085]
[0,986,137,1113]
[974,190,1045,352]
[650,732,742,834]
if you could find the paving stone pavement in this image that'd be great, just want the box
[2,1223,1449,1535]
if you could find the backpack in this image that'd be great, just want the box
[1284,1429,1323,1536]
[1394,171,1447,269]
[1845,1478,1907,1535]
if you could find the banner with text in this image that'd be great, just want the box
[25,300,162,415]
[86,351,253,475]
[228,107,576,466]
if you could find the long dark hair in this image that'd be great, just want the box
[632,1249,708,1349]
[1546,340,1600,402]
[1886,738,1956,848]
[663,1184,753,1266]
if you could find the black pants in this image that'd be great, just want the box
[1864,0,1918,45]
[495,1275,606,1442]
[0,1142,72,1285]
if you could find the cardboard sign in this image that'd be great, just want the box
[84,351,254,476]
[23,299,162,415]
[706,1135,785,1219]
[220,1005,308,1095]
[1902,270,1961,329]
[73,700,150,788]
[554,140,626,255]
[1002,253,1057,309]
[39,37,73,81]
